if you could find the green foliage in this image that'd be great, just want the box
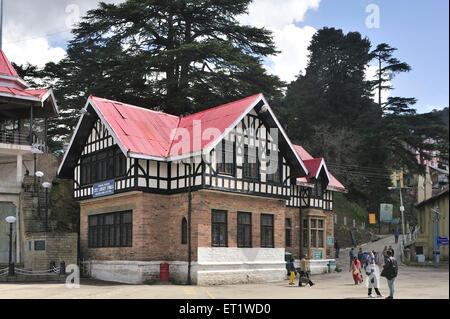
[48,178,80,232]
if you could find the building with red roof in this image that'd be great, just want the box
[58,88,345,284]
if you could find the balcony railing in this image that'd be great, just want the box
[0,130,46,152]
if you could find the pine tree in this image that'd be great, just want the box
[42,0,284,153]
[68,0,283,115]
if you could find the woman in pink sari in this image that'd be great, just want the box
[351,256,363,285]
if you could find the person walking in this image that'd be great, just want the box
[288,258,297,286]
[357,248,364,264]
[357,248,364,281]
[394,230,399,244]
[349,248,355,272]
[382,246,389,265]
[389,245,395,257]
[298,254,314,287]
[351,256,363,285]
[381,250,398,299]
[334,240,340,258]
[365,251,383,298]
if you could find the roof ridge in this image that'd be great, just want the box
[90,95,180,120]
[0,49,19,77]
[179,93,262,120]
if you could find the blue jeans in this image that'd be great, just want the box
[387,278,395,297]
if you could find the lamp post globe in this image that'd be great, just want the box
[42,182,52,189]
[5,216,16,224]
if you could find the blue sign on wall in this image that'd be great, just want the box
[93,180,115,198]
[437,236,449,246]
[313,250,323,260]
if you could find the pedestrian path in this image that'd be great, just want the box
[335,235,401,270]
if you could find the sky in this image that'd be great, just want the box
[2,0,448,114]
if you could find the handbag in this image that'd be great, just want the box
[299,271,309,284]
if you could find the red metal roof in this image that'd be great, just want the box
[91,96,180,158]
[169,94,262,157]
[0,49,19,77]
[90,94,262,159]
[0,87,50,99]
[293,144,346,192]
[303,158,324,179]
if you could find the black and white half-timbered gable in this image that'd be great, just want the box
[59,94,311,201]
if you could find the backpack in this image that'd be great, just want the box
[391,258,398,277]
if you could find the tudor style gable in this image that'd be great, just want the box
[59,94,311,201]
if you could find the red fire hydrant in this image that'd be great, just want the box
[160,262,169,282]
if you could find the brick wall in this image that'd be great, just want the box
[80,190,288,263]
[80,189,337,266]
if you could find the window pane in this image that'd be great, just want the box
[286,229,291,247]
[212,210,227,247]
[311,230,317,247]
[285,218,291,228]
[122,212,132,224]
[318,230,324,248]
[303,229,308,248]
[181,218,187,244]
[318,220,324,229]
[261,214,273,226]
[311,219,316,228]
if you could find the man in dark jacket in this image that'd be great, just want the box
[335,240,340,258]
[349,248,355,272]
[381,250,398,299]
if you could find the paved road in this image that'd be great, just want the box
[0,264,447,299]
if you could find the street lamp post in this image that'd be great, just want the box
[35,171,44,217]
[42,182,52,232]
[398,187,406,245]
[31,147,40,192]
[388,186,408,245]
[5,216,16,276]
[431,208,440,267]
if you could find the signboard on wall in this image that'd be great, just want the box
[380,204,393,223]
[93,180,115,198]
[327,237,334,245]
[438,236,449,246]
[313,250,323,260]
[369,213,376,224]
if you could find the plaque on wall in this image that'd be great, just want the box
[93,180,115,198]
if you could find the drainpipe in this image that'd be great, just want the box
[299,206,302,259]
[182,161,192,285]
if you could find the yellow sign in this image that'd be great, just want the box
[369,213,376,224]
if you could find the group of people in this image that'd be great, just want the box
[288,254,315,287]
[349,245,398,299]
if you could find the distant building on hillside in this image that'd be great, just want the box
[415,187,449,261]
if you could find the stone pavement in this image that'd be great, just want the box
[0,262,447,299]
